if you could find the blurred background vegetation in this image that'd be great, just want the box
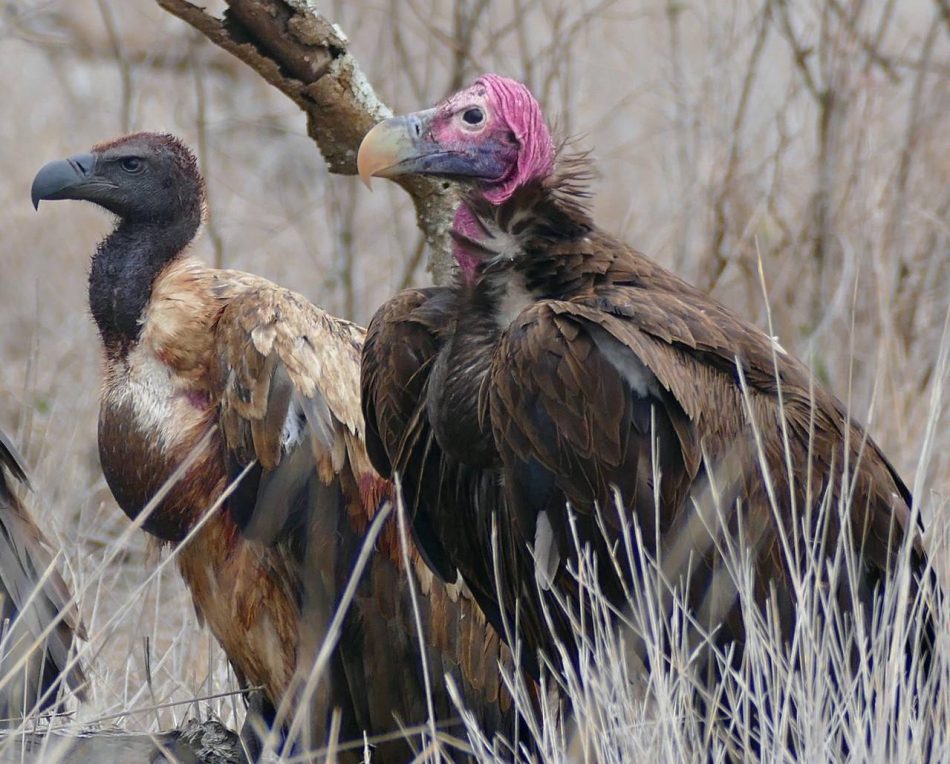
[0,0,946,738]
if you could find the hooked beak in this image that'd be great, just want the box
[31,153,97,209]
[357,110,440,189]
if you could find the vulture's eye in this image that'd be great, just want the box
[461,107,485,127]
[120,157,144,174]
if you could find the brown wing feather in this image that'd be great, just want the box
[490,301,702,614]
[361,288,441,481]
[362,288,553,688]
[212,275,365,545]
[339,536,516,758]
[207,276,516,753]
[361,289,519,634]
[0,429,86,718]
[206,274,374,748]
[491,266,920,654]
[213,274,365,478]
[573,272,918,567]
[361,287,464,583]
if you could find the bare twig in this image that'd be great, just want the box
[935,0,950,34]
[771,0,822,101]
[448,0,491,94]
[827,0,900,83]
[665,0,693,275]
[890,9,941,346]
[191,43,226,269]
[96,0,133,132]
[706,1,771,291]
[398,234,429,290]
[324,177,359,319]
[155,0,461,283]
[389,0,426,103]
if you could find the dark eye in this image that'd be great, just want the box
[120,157,144,174]
[461,107,484,126]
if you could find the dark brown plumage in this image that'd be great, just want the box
[0,427,86,722]
[361,288,560,682]
[32,133,512,759]
[358,74,934,717]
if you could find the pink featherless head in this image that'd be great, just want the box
[474,74,555,204]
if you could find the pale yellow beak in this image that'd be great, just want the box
[356,110,437,189]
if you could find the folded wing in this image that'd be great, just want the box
[0,428,86,721]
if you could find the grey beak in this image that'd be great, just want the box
[31,153,95,209]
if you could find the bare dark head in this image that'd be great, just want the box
[31,132,204,225]
[32,133,206,353]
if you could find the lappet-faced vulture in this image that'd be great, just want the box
[357,74,936,743]
[0,428,86,722]
[31,133,512,760]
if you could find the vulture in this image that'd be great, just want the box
[0,427,86,722]
[31,133,513,760]
[357,74,935,740]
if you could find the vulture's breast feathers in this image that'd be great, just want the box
[98,258,222,543]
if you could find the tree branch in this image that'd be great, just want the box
[155,0,460,283]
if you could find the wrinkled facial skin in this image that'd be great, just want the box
[31,134,199,224]
[358,74,556,205]
[359,76,556,199]
[423,83,521,183]
[429,74,556,203]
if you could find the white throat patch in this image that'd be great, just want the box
[495,272,536,330]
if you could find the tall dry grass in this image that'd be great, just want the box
[0,0,946,761]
